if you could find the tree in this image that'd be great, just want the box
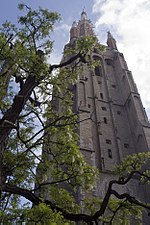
[0,4,150,225]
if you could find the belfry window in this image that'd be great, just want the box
[95,66,102,76]
[108,149,112,158]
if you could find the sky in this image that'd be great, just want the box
[1,0,150,117]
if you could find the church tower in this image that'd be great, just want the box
[65,10,150,223]
[36,10,150,224]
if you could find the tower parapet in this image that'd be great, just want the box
[70,10,95,41]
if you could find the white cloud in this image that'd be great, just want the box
[47,51,61,65]
[55,23,70,32]
[92,0,150,116]
[55,22,70,37]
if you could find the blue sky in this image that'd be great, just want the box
[0,0,95,23]
[1,0,150,117]
[0,0,98,65]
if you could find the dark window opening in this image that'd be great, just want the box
[106,139,112,144]
[108,149,112,158]
[124,143,129,148]
[95,66,102,76]
[104,117,107,124]
[100,93,103,99]
[102,107,107,111]
[112,84,116,88]
[88,104,91,108]
[105,58,113,66]
[117,111,121,115]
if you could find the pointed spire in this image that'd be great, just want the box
[72,21,77,28]
[107,31,114,39]
[107,31,118,50]
[81,9,88,20]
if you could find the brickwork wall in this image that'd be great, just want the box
[74,44,150,217]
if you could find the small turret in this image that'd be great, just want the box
[70,21,78,40]
[107,31,118,50]
[72,21,77,28]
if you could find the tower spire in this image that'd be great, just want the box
[70,21,78,41]
[69,10,95,41]
[107,31,118,50]
[81,8,88,20]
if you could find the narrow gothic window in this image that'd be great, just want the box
[79,82,86,107]
[108,149,112,158]
[100,93,103,99]
[88,104,91,108]
[104,117,107,124]
[95,66,102,76]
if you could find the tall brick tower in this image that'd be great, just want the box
[66,10,150,223]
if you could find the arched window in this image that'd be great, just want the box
[79,81,86,107]
[134,95,144,120]
[105,58,114,66]
[93,55,103,76]
[95,66,102,76]
[137,134,142,142]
